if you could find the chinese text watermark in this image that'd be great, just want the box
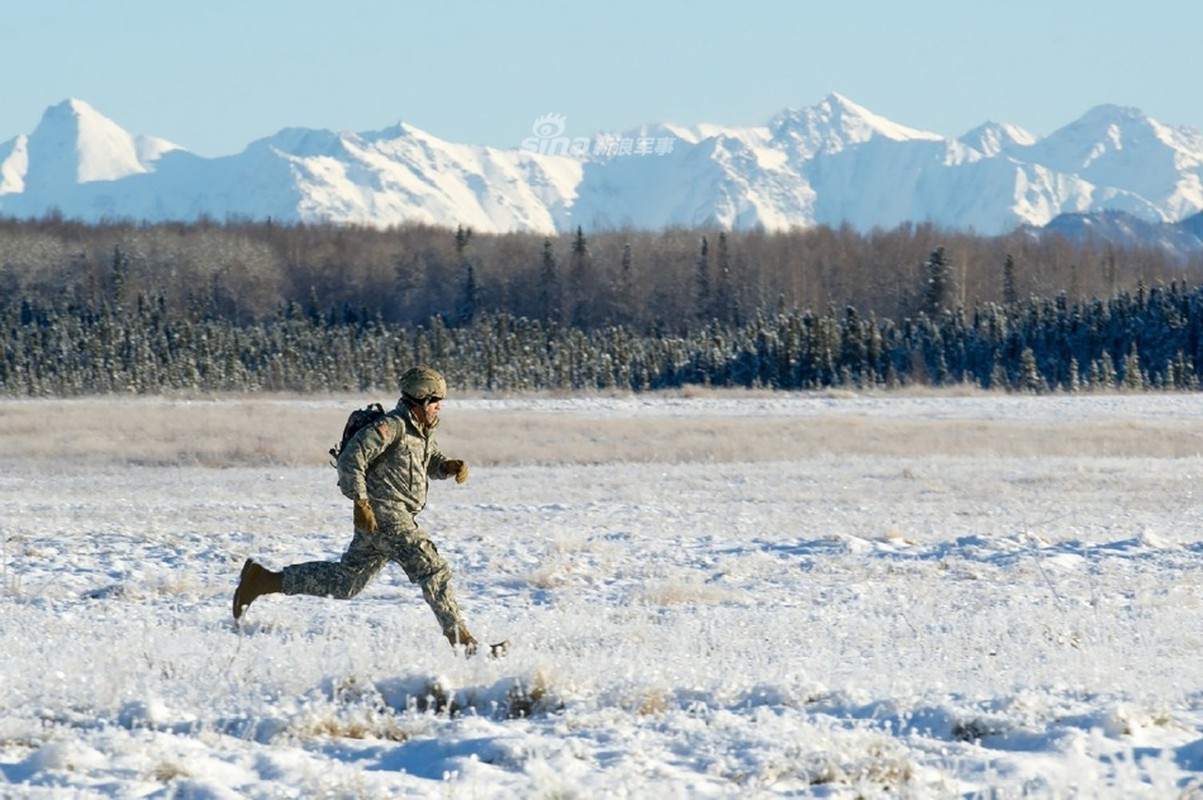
[520,113,676,158]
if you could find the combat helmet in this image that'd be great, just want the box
[399,365,447,405]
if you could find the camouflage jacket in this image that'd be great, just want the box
[336,401,453,526]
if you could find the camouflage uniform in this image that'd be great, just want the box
[281,401,466,635]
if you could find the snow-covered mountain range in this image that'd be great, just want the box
[3,95,1203,244]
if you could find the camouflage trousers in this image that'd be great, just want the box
[281,520,464,635]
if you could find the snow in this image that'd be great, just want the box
[959,122,1039,157]
[4,391,1203,796]
[35,99,181,185]
[0,134,28,196]
[5,94,1203,235]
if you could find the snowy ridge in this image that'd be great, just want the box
[0,133,27,194]
[1041,208,1203,255]
[2,94,1203,237]
[958,121,1040,157]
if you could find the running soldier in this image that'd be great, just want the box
[232,366,485,654]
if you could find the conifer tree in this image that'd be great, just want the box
[457,263,478,327]
[923,246,954,315]
[714,232,733,323]
[1122,342,1145,390]
[454,225,473,258]
[695,236,710,321]
[570,226,589,328]
[615,241,635,325]
[1003,253,1018,306]
[454,225,477,326]
[1018,347,1044,393]
[540,238,561,324]
[111,245,130,307]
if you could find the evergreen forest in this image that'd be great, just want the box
[2,215,1203,396]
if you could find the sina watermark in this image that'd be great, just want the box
[521,113,676,158]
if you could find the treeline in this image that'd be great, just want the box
[1,215,1199,329]
[4,282,1203,396]
[4,216,1203,396]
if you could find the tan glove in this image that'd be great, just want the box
[353,497,377,532]
[442,459,469,484]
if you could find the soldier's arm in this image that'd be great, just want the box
[428,442,469,483]
[337,416,401,499]
[426,441,450,479]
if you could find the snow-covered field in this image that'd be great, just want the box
[5,391,1203,797]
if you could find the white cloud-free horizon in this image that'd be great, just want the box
[2,0,1201,159]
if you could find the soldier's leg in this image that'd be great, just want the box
[281,530,388,599]
[391,528,473,647]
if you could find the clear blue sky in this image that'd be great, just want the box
[3,0,1200,157]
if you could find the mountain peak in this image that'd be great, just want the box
[1079,103,1147,123]
[959,121,1038,156]
[817,92,942,142]
[1048,103,1162,146]
[24,98,183,186]
[769,92,943,158]
[52,97,102,116]
[821,92,874,119]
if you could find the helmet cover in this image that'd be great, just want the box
[399,365,447,403]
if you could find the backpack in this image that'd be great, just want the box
[328,402,388,467]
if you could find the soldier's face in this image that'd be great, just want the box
[422,399,442,424]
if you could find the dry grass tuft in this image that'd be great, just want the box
[506,671,562,719]
[742,741,917,792]
[639,581,741,607]
[288,712,410,742]
[286,675,413,741]
[153,761,192,783]
[952,715,1014,742]
[413,679,462,717]
[635,691,670,716]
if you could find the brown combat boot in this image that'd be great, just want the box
[232,559,283,620]
[444,624,479,656]
[444,625,509,659]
